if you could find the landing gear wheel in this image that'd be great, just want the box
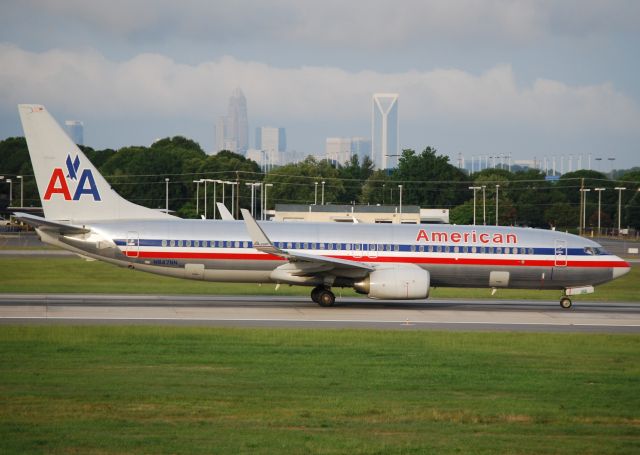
[310,286,323,304]
[560,297,572,309]
[317,289,336,307]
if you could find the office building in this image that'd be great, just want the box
[350,137,372,161]
[325,137,372,165]
[215,88,249,154]
[250,127,286,171]
[65,120,84,145]
[325,137,353,164]
[372,93,399,169]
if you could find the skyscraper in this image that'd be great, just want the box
[325,137,372,165]
[256,127,286,153]
[325,137,352,164]
[65,120,84,145]
[251,126,286,170]
[215,88,249,154]
[371,93,399,169]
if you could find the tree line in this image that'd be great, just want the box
[1,136,639,231]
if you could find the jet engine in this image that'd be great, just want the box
[353,265,430,300]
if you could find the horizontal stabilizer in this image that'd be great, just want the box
[13,212,90,234]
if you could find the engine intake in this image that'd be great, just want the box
[354,265,430,300]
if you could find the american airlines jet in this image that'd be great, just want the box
[15,105,631,308]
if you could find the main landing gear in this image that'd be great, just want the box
[311,286,335,307]
[559,296,572,309]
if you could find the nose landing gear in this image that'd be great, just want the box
[559,296,572,309]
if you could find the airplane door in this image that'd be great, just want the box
[125,231,139,258]
[554,240,567,267]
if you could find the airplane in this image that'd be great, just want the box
[14,104,631,309]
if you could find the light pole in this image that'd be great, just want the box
[321,181,325,205]
[17,175,23,207]
[193,180,201,216]
[614,187,626,234]
[314,182,318,205]
[579,188,591,235]
[481,185,486,225]
[398,184,403,220]
[608,158,616,177]
[6,179,12,205]
[595,157,602,171]
[164,178,169,213]
[264,183,273,220]
[382,183,386,205]
[594,188,605,236]
[495,184,500,226]
[245,183,254,216]
[469,186,481,225]
[245,182,260,216]
[226,181,237,218]
[213,180,224,219]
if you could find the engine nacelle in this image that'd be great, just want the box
[354,265,430,300]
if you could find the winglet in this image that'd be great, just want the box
[216,202,234,220]
[240,209,282,256]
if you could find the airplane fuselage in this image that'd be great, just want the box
[42,219,628,292]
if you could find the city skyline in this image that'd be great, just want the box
[0,2,639,168]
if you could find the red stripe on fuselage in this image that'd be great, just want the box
[132,250,629,268]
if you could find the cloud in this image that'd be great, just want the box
[12,0,640,49]
[1,44,637,136]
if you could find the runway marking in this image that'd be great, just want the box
[2,316,640,328]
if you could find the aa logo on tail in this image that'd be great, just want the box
[44,154,101,201]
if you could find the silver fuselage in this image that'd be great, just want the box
[40,219,630,291]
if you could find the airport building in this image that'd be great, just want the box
[372,93,399,170]
[64,120,84,145]
[272,204,449,224]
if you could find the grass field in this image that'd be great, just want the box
[0,326,638,454]
[0,256,638,302]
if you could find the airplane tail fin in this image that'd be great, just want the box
[18,104,175,222]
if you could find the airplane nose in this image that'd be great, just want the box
[612,261,631,280]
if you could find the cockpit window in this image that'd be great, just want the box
[584,247,595,255]
[594,247,608,256]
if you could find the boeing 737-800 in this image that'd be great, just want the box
[14,105,630,308]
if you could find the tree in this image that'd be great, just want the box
[544,202,579,231]
[337,155,374,204]
[264,156,344,207]
[360,170,392,205]
[393,147,469,208]
[620,170,640,229]
[198,150,261,216]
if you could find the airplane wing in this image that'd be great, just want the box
[13,212,90,235]
[240,209,373,272]
[216,202,234,221]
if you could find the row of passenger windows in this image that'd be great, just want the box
[158,239,534,255]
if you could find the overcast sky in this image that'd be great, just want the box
[1,0,639,169]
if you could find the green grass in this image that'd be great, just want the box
[0,327,638,454]
[0,256,638,302]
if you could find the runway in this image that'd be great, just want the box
[1,294,639,333]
